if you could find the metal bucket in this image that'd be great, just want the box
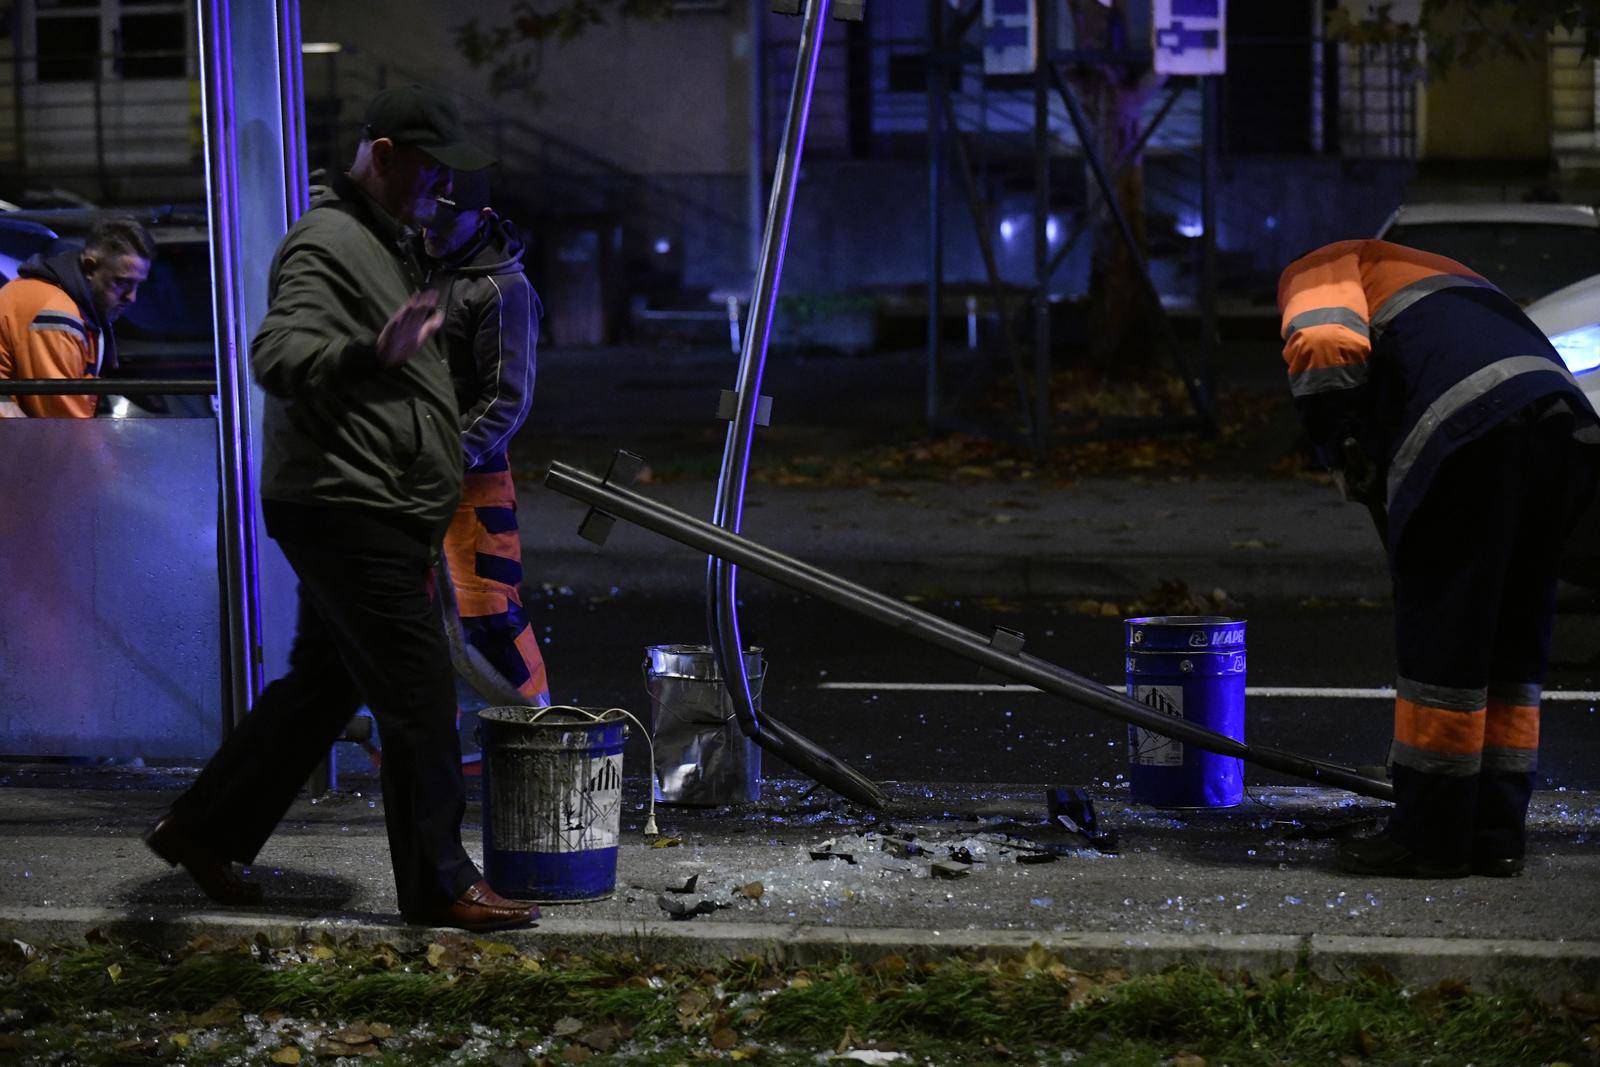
[643,644,763,806]
[477,706,627,902]
[1124,616,1246,808]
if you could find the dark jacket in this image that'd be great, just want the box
[252,174,463,539]
[430,216,541,471]
[1278,239,1599,549]
[16,250,117,371]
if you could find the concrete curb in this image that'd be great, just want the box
[4,907,1593,998]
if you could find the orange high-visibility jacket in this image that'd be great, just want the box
[0,274,104,418]
[1278,239,1596,546]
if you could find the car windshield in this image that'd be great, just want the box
[1382,222,1600,305]
[117,239,214,342]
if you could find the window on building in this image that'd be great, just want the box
[119,11,186,79]
[35,1,100,84]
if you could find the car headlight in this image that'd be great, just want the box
[1549,323,1600,376]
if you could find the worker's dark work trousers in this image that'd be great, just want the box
[1388,414,1594,866]
[170,515,480,919]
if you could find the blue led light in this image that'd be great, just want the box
[1550,323,1600,376]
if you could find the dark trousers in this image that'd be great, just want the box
[172,513,479,919]
[1389,414,1594,864]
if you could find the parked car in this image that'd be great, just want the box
[0,207,215,416]
[1376,202,1600,306]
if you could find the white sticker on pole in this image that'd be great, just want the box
[1152,0,1226,76]
[1129,685,1185,767]
[984,0,1036,76]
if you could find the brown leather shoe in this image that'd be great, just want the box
[419,880,539,932]
[143,815,264,906]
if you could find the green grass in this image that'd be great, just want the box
[1,935,1594,1065]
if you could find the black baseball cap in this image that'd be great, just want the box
[435,167,492,215]
[361,84,496,172]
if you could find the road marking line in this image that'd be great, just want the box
[815,682,1600,702]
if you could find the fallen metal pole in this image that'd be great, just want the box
[546,460,1396,802]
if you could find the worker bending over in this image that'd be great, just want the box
[1278,239,1599,878]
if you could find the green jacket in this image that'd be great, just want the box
[253,174,463,538]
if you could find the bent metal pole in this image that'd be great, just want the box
[707,0,892,810]
[546,460,1396,803]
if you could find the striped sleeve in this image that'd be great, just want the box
[1278,244,1373,398]
[16,306,97,418]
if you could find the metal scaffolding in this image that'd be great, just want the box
[923,3,1220,449]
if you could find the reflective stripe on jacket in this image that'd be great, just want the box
[0,277,102,418]
[1277,239,1598,547]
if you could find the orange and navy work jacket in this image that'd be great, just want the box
[1278,239,1596,546]
[0,275,103,418]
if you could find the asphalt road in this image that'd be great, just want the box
[505,588,1600,793]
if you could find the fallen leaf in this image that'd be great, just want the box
[311,945,335,961]
[192,1001,242,1027]
[734,881,764,900]
[1563,990,1600,1018]
[649,835,683,849]
[106,963,122,982]
[552,1016,584,1037]
[367,1022,394,1039]
[169,1034,190,1048]
[710,1027,738,1050]
[560,1044,593,1063]
[331,1024,375,1045]
[576,1025,620,1052]
[270,1048,301,1065]
[1171,1054,1206,1067]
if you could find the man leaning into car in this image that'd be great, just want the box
[0,217,153,417]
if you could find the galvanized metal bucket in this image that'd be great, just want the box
[477,705,627,902]
[1124,615,1247,808]
[643,644,763,806]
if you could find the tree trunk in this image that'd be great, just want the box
[1066,0,1162,376]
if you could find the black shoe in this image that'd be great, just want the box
[1335,834,1470,879]
[144,815,265,906]
[1471,855,1525,878]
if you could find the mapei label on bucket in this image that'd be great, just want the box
[492,753,623,854]
[1128,685,1184,767]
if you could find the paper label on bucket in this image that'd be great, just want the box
[492,753,623,854]
[1129,685,1184,767]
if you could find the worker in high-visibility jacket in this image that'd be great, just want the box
[0,217,153,417]
[1279,239,1600,878]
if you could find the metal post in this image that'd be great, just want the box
[278,0,309,218]
[10,13,26,178]
[925,0,944,427]
[1201,75,1218,408]
[941,90,1036,442]
[708,0,887,810]
[198,0,257,729]
[1031,0,1051,452]
[197,0,304,741]
[750,0,767,274]
[92,52,106,200]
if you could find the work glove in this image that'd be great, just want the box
[1334,436,1383,507]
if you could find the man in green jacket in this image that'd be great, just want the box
[144,85,537,932]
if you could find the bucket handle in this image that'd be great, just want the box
[536,705,660,838]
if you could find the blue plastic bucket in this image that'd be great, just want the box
[478,706,627,902]
[1124,616,1246,808]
